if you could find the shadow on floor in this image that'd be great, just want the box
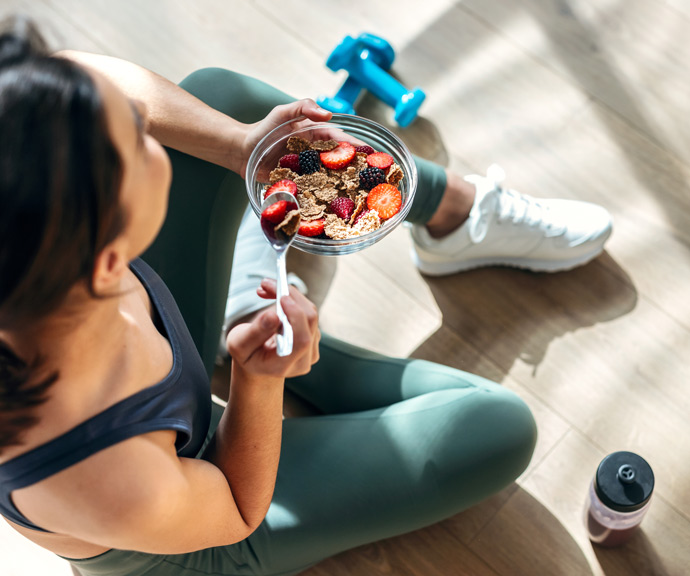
[300,485,595,576]
[593,530,670,576]
[412,252,637,377]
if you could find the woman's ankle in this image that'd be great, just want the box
[424,170,476,239]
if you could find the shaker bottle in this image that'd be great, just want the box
[585,451,654,547]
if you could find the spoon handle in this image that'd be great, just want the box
[275,249,293,357]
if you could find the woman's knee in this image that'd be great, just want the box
[488,389,537,474]
[415,385,536,498]
[388,386,536,514]
[454,386,537,486]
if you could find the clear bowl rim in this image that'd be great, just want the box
[245,113,417,256]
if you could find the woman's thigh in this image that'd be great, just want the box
[286,333,505,413]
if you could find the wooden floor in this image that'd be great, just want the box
[2,1,690,575]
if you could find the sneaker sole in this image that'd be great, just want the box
[411,245,607,276]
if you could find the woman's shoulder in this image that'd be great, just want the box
[11,428,180,537]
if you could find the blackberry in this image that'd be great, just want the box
[298,150,321,174]
[358,166,386,190]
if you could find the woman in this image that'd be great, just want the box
[0,16,538,576]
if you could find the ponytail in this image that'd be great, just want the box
[0,15,47,68]
[0,341,57,452]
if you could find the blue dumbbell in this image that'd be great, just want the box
[317,33,425,128]
[317,34,394,116]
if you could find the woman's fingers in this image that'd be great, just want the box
[296,99,332,123]
[279,287,320,375]
[228,280,320,377]
[257,278,277,300]
[264,100,364,146]
[226,310,280,365]
[265,99,331,134]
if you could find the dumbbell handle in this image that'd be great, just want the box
[348,49,411,108]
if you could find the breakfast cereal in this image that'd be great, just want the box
[262,137,404,239]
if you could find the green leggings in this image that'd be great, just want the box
[67,69,536,576]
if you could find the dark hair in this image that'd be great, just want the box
[0,16,125,452]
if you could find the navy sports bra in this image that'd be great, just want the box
[0,258,212,532]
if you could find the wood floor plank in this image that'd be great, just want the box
[658,0,690,20]
[461,0,690,165]
[302,520,501,576]
[316,249,442,358]
[37,0,333,96]
[252,0,459,63]
[0,0,104,53]
[359,225,444,317]
[387,5,591,173]
[256,0,591,160]
[470,484,600,576]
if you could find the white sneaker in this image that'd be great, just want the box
[217,205,308,362]
[410,164,613,276]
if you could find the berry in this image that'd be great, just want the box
[366,152,394,171]
[355,145,375,155]
[358,166,386,191]
[367,184,402,220]
[264,179,297,199]
[320,142,356,170]
[279,154,300,173]
[298,219,325,237]
[299,150,321,174]
[261,200,289,224]
[330,197,355,221]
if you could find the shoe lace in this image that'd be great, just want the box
[466,164,565,243]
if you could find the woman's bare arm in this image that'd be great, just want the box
[56,50,331,178]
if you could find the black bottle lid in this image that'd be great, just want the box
[594,451,654,513]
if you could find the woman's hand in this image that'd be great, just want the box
[238,99,332,179]
[225,279,320,379]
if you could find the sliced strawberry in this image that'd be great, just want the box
[264,179,297,199]
[261,200,289,224]
[298,219,325,237]
[366,152,394,171]
[320,141,356,170]
[367,184,402,220]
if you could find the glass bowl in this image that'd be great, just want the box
[245,113,417,256]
